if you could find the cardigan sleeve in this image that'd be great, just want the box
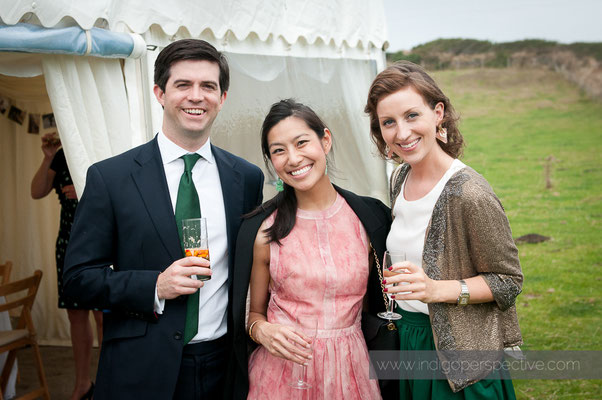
[460,179,523,311]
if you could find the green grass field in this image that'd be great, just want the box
[432,68,602,399]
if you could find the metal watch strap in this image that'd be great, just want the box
[457,279,469,305]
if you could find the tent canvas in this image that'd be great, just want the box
[0,0,389,345]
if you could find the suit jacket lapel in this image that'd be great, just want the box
[335,185,384,238]
[132,138,182,261]
[212,146,243,274]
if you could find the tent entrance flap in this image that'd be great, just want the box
[0,22,146,59]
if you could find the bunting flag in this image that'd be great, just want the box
[0,93,54,137]
[7,105,25,125]
[42,113,56,129]
[28,113,40,134]
[0,96,7,114]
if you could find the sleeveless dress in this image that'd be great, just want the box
[247,193,381,400]
[49,149,79,309]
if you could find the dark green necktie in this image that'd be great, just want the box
[175,153,202,343]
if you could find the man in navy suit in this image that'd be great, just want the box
[64,39,264,399]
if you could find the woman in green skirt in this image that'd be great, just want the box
[364,61,523,399]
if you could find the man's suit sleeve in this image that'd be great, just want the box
[63,164,159,316]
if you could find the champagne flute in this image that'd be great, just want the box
[182,217,211,281]
[377,251,406,320]
[288,313,318,390]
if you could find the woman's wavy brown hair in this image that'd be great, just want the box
[364,61,464,161]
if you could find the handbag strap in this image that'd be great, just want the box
[370,243,390,311]
[370,244,398,330]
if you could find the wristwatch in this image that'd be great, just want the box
[457,280,470,305]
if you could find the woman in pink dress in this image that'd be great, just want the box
[228,99,392,399]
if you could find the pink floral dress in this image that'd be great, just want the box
[248,193,381,399]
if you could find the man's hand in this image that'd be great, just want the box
[157,257,212,300]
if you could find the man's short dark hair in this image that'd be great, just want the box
[154,39,229,94]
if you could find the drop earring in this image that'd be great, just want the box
[275,177,284,192]
[325,159,329,176]
[384,144,392,159]
[437,125,448,143]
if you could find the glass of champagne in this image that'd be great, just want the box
[377,250,406,320]
[182,217,210,281]
[288,313,318,390]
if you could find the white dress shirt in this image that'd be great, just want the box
[387,159,466,314]
[155,131,229,342]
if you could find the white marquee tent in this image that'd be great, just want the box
[0,0,390,345]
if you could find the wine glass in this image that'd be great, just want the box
[288,313,318,390]
[182,217,210,281]
[377,250,406,320]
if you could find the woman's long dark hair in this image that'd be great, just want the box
[246,99,331,245]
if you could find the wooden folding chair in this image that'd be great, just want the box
[0,262,11,285]
[0,270,49,400]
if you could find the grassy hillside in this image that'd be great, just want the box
[388,38,602,66]
[388,39,602,101]
[431,68,602,399]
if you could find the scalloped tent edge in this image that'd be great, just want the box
[0,0,389,52]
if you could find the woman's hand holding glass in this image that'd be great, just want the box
[384,261,440,303]
[41,132,61,158]
[253,321,313,365]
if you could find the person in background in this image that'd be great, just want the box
[31,132,102,400]
[364,61,523,398]
[229,99,391,399]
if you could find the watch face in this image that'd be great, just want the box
[460,297,469,305]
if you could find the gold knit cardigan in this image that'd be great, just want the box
[391,163,523,392]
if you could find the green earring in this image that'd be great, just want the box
[325,160,329,176]
[276,177,284,192]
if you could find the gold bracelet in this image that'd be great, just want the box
[248,320,261,344]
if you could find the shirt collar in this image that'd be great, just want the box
[157,131,214,164]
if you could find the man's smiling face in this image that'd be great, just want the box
[154,59,226,143]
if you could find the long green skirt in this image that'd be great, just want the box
[394,308,517,400]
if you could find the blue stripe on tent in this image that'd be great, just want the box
[0,22,138,58]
